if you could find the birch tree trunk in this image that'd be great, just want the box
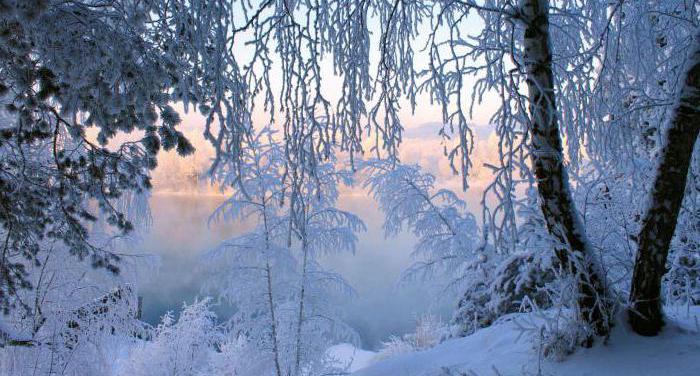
[293,227,309,376]
[262,199,283,376]
[629,32,700,336]
[521,0,612,339]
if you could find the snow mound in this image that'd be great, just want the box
[327,343,377,372]
[354,308,700,376]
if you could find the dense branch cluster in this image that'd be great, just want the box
[0,1,196,312]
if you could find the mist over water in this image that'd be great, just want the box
[136,190,453,350]
[134,122,492,350]
[136,193,232,325]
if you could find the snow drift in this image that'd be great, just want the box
[354,308,700,376]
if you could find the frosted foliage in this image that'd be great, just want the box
[195,2,697,309]
[362,159,486,293]
[171,0,613,252]
[568,165,641,295]
[590,1,699,166]
[0,0,699,374]
[565,0,699,303]
[362,159,564,337]
[411,314,446,350]
[176,0,700,344]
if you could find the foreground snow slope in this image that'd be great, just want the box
[354,307,700,376]
[328,343,377,372]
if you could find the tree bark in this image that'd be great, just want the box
[521,0,612,339]
[629,32,700,336]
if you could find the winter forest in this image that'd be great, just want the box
[0,0,699,375]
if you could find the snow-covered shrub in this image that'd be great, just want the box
[540,322,590,362]
[526,308,594,362]
[512,272,603,362]
[452,251,557,337]
[412,314,446,350]
[119,299,221,376]
[372,336,416,363]
[374,314,447,362]
[452,189,558,338]
[451,282,495,337]
[490,251,556,316]
[667,251,700,307]
[0,283,143,376]
[665,156,700,308]
[0,225,147,376]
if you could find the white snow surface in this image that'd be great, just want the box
[327,343,378,372]
[353,307,700,376]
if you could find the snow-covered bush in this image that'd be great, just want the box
[519,303,597,363]
[452,187,559,337]
[451,282,495,337]
[412,314,446,350]
[372,336,416,363]
[452,251,557,338]
[667,250,700,307]
[119,299,221,376]
[373,314,447,362]
[0,282,143,376]
[490,252,556,317]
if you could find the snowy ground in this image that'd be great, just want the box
[351,307,700,376]
[327,343,378,372]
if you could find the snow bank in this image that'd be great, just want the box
[327,343,377,372]
[354,308,700,376]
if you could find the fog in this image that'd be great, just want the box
[134,121,493,350]
[136,191,455,350]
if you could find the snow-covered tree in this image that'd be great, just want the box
[628,43,699,332]
[202,129,363,376]
[197,0,699,341]
[0,0,201,317]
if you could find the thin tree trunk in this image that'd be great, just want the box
[629,33,700,336]
[521,0,611,340]
[265,260,283,376]
[262,199,283,376]
[293,234,309,376]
